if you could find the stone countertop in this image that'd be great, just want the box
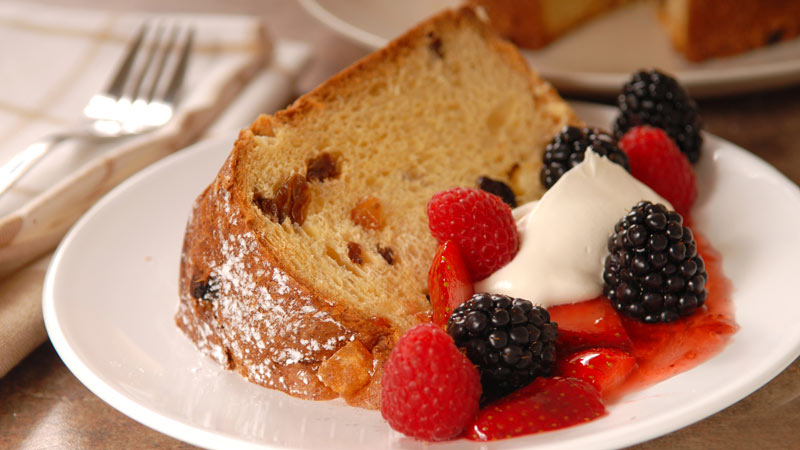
[2,1,799,448]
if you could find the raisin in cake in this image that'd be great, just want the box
[176,7,578,409]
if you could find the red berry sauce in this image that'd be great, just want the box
[465,230,737,440]
[605,230,738,401]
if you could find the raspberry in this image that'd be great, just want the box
[618,126,697,217]
[427,188,518,280]
[380,323,481,441]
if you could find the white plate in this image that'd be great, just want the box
[298,0,800,97]
[43,102,800,450]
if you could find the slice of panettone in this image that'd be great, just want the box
[176,6,578,409]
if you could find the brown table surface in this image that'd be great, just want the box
[2,1,800,449]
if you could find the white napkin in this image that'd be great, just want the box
[0,1,312,377]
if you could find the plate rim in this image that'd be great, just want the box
[297,0,800,97]
[43,104,800,449]
[41,132,284,450]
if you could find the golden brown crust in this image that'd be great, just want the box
[176,7,576,409]
[260,6,578,148]
[469,0,633,49]
[660,0,800,61]
[262,8,481,133]
[472,0,800,61]
[469,0,549,48]
[177,129,397,401]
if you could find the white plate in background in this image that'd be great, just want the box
[43,103,800,449]
[299,0,800,97]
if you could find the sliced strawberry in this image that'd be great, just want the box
[465,377,606,441]
[548,297,633,353]
[555,348,637,398]
[428,240,474,327]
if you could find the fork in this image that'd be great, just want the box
[0,22,194,196]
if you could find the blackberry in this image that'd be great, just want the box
[614,69,703,164]
[603,201,708,323]
[477,175,517,207]
[541,125,630,189]
[446,293,558,401]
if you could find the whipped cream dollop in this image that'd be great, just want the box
[476,150,671,307]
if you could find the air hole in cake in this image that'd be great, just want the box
[325,244,348,268]
[347,242,364,265]
[507,162,520,179]
[306,152,340,182]
[426,31,444,58]
[253,174,310,225]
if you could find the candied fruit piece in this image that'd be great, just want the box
[351,196,384,230]
[318,340,373,397]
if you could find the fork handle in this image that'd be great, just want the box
[0,134,72,197]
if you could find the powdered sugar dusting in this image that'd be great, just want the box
[176,185,359,396]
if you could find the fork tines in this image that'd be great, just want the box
[110,22,194,105]
[84,21,194,133]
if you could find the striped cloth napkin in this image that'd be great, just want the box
[0,1,311,377]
